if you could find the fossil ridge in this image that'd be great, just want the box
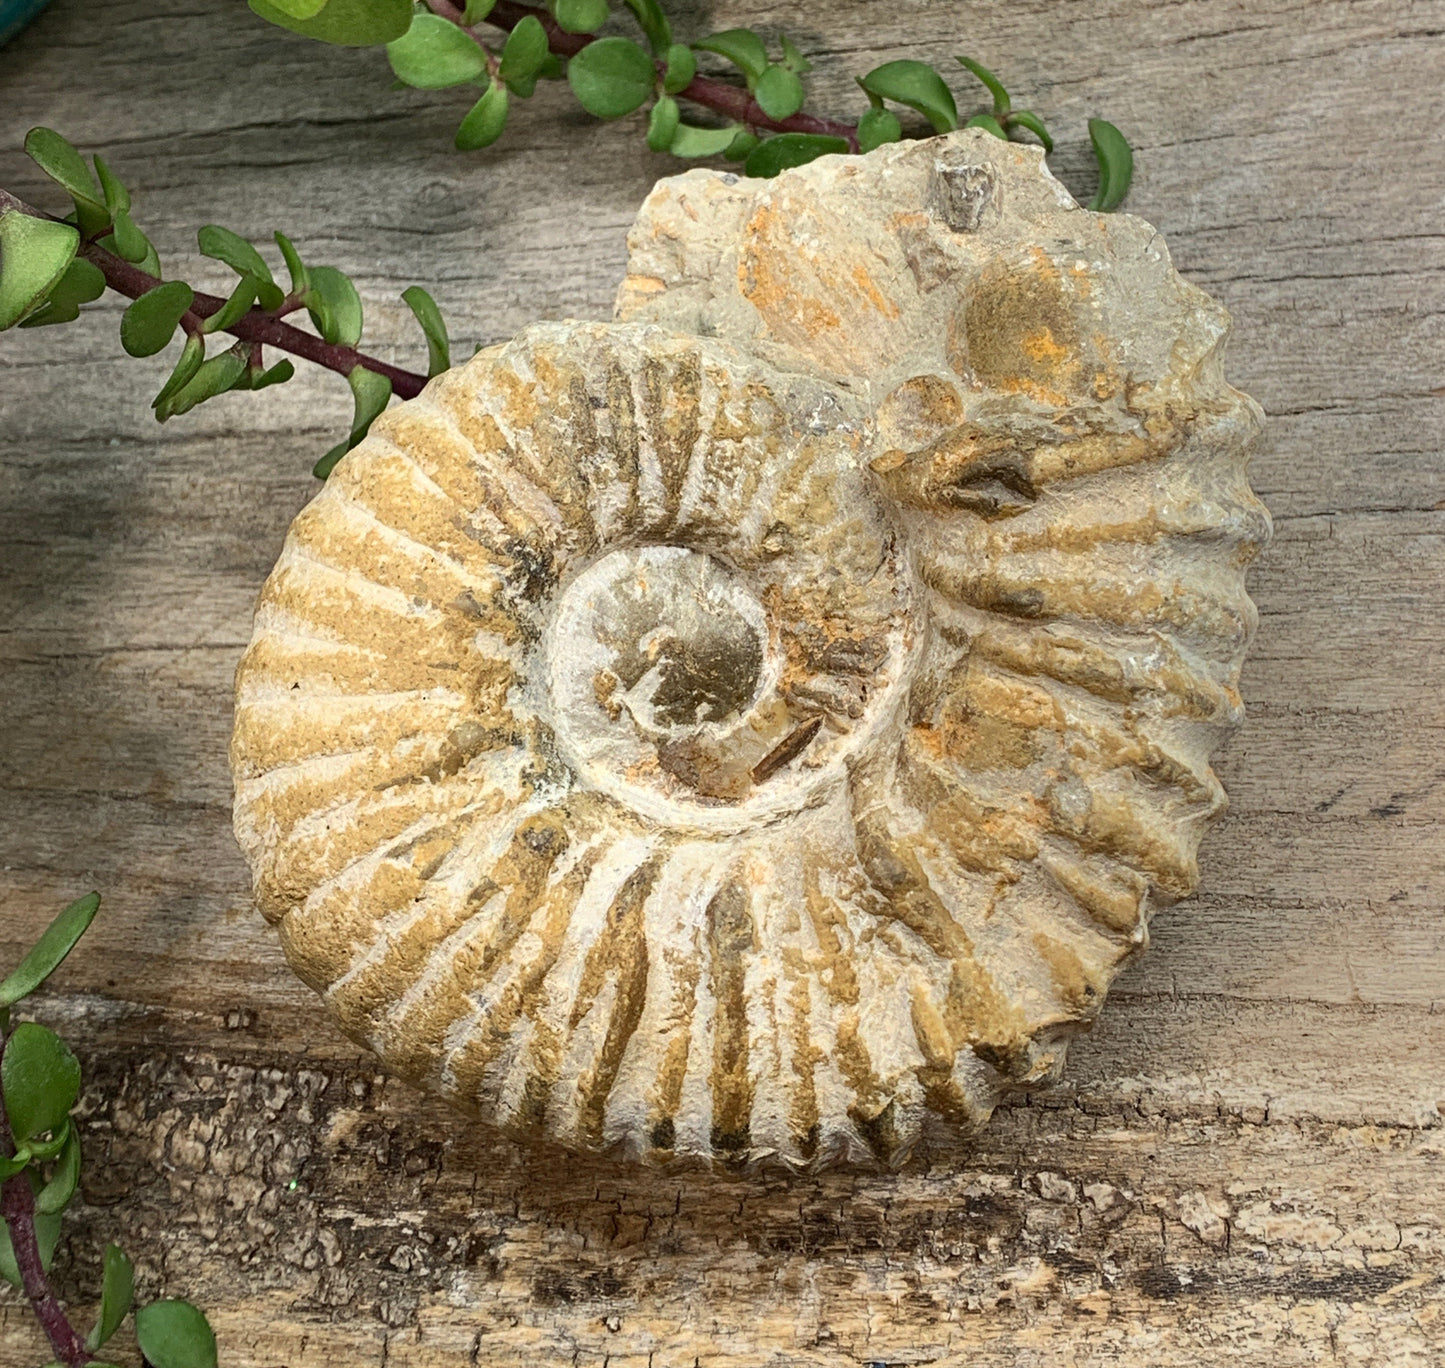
[231,130,1269,1170]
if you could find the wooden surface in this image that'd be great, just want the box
[1,0,1442,1363]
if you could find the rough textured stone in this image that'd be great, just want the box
[230,130,1268,1170]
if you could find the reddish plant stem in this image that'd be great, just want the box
[0,188,427,399]
[0,1036,93,1367]
[79,243,427,399]
[429,0,861,151]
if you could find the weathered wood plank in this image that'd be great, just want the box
[2,0,1443,1362]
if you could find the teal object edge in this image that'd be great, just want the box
[0,0,51,48]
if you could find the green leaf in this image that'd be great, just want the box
[2,1022,80,1146]
[743,132,849,178]
[401,285,450,376]
[120,281,194,358]
[250,358,296,390]
[646,95,680,152]
[24,127,108,232]
[956,55,1010,115]
[15,245,104,329]
[553,0,608,35]
[152,334,206,414]
[0,210,79,331]
[315,365,392,479]
[105,209,150,265]
[754,64,804,120]
[88,1246,135,1352]
[93,155,131,216]
[779,34,811,75]
[723,128,759,162]
[135,1300,218,1368]
[857,105,902,152]
[461,0,496,21]
[202,275,259,335]
[387,13,487,88]
[1087,117,1133,212]
[965,112,1007,140]
[264,0,328,16]
[304,264,363,347]
[667,122,740,159]
[499,14,548,83]
[858,59,958,133]
[198,225,274,288]
[455,82,509,149]
[694,28,767,82]
[248,0,411,46]
[159,349,248,418]
[662,43,694,94]
[34,1123,81,1215]
[623,0,670,54]
[566,36,656,119]
[0,892,99,1007]
[1006,109,1053,153]
[0,1208,62,1289]
[274,231,308,294]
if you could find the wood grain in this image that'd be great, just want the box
[1,0,1442,1362]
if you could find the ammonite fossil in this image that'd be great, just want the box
[231,130,1269,1169]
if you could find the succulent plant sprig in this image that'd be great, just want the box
[1,896,219,1368]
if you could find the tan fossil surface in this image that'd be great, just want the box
[230,129,1269,1170]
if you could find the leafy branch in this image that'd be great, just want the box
[0,131,441,477]
[0,3,1135,481]
[256,0,1133,193]
[1,896,218,1368]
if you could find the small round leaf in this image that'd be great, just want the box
[135,1300,218,1368]
[567,37,657,120]
[120,281,195,358]
[857,106,901,152]
[858,59,958,133]
[662,43,695,94]
[499,14,547,83]
[723,128,760,162]
[247,0,411,46]
[387,13,487,88]
[667,122,740,159]
[754,64,804,121]
[455,82,509,150]
[2,1022,80,1145]
[554,0,608,34]
[646,95,680,152]
[743,132,849,179]
[0,211,80,331]
[305,265,363,347]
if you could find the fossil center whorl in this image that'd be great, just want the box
[542,522,915,834]
[545,544,776,818]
